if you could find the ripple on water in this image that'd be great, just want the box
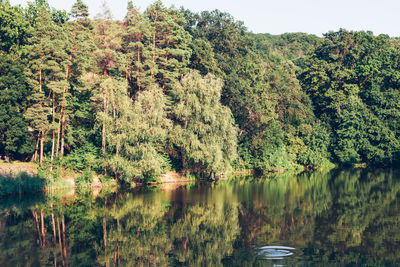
[256,246,296,260]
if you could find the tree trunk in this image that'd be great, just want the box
[41,209,46,247]
[111,88,116,120]
[33,135,40,162]
[102,64,108,159]
[60,100,65,158]
[113,238,118,267]
[39,68,44,164]
[40,128,45,164]
[137,48,141,91]
[51,90,55,170]
[57,217,65,267]
[163,40,169,90]
[103,217,107,248]
[56,111,61,157]
[60,68,69,158]
[151,32,156,79]
[102,94,107,156]
[117,217,120,265]
[181,155,187,176]
[51,205,57,267]
[62,214,68,267]
[32,210,42,247]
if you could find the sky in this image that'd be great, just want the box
[9,0,400,37]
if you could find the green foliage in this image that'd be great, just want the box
[0,0,30,54]
[70,0,89,20]
[105,82,171,183]
[170,71,238,178]
[299,29,400,165]
[145,1,192,90]
[0,1,32,160]
[76,169,94,187]
[251,32,321,67]
[0,54,33,159]
[61,143,100,171]
[188,38,221,76]
[295,122,331,167]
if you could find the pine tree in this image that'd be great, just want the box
[64,0,96,158]
[70,0,89,21]
[25,4,70,164]
[94,1,122,77]
[92,1,123,158]
[122,4,153,95]
[145,1,192,90]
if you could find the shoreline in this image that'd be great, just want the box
[0,161,376,197]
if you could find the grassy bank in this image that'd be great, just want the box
[0,172,46,196]
[0,162,117,197]
[0,160,338,197]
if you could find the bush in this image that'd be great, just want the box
[76,169,94,187]
[60,143,101,172]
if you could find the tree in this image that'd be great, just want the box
[70,0,88,21]
[0,55,33,160]
[0,0,30,54]
[25,4,70,164]
[104,82,171,183]
[93,1,122,77]
[122,4,153,95]
[145,1,192,90]
[92,2,123,158]
[170,71,237,178]
[0,0,32,160]
[187,38,221,76]
[64,0,96,158]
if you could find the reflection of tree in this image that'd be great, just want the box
[312,168,400,264]
[1,168,400,266]
[228,168,400,266]
[170,202,239,266]
[102,195,172,266]
[363,198,400,263]
[0,211,48,266]
[234,168,332,247]
[98,190,240,266]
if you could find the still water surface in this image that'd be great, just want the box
[1,167,400,266]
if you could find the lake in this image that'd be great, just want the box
[1,167,400,266]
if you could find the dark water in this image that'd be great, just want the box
[1,168,400,266]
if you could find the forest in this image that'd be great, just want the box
[1,0,400,184]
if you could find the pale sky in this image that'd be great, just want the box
[9,0,400,37]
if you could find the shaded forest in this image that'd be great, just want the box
[1,0,400,183]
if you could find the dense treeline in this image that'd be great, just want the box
[1,0,399,183]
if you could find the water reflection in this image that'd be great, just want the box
[0,168,400,266]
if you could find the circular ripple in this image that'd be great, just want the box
[256,246,296,260]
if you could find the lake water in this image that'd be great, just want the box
[1,167,400,266]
